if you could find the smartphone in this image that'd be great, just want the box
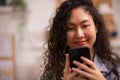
[68,47,90,68]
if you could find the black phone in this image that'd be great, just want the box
[68,47,90,68]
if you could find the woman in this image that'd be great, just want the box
[41,0,120,80]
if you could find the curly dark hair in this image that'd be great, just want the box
[41,0,120,80]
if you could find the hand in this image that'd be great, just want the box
[72,56,106,80]
[64,54,87,80]
[64,54,106,80]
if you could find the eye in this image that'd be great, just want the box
[67,27,74,30]
[67,25,75,31]
[82,24,90,28]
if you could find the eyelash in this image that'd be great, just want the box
[82,25,90,28]
[67,24,90,30]
[67,27,74,30]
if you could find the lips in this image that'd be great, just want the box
[74,41,86,46]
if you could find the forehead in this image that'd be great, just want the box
[69,7,93,23]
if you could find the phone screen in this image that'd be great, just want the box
[68,47,90,68]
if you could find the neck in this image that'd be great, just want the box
[90,48,95,61]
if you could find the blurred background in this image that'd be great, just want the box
[0,0,120,80]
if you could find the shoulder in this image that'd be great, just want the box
[112,53,120,71]
[116,64,120,72]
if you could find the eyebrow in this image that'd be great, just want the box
[68,20,89,26]
[81,20,89,24]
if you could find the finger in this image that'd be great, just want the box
[70,71,78,78]
[64,70,78,79]
[65,54,70,73]
[80,56,97,69]
[73,61,94,74]
[74,75,86,80]
[72,68,94,79]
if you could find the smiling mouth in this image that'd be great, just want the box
[75,41,86,46]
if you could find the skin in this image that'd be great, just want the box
[64,7,106,80]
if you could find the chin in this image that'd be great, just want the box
[71,45,89,49]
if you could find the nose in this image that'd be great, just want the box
[75,28,84,38]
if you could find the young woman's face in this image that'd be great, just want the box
[67,7,97,49]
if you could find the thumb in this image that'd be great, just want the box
[64,54,70,74]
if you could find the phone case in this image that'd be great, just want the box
[68,47,90,68]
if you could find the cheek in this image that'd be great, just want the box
[66,32,74,44]
[67,32,73,39]
[89,27,97,36]
[87,28,97,43]
[90,30,97,39]
[90,31,97,45]
[66,33,71,42]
